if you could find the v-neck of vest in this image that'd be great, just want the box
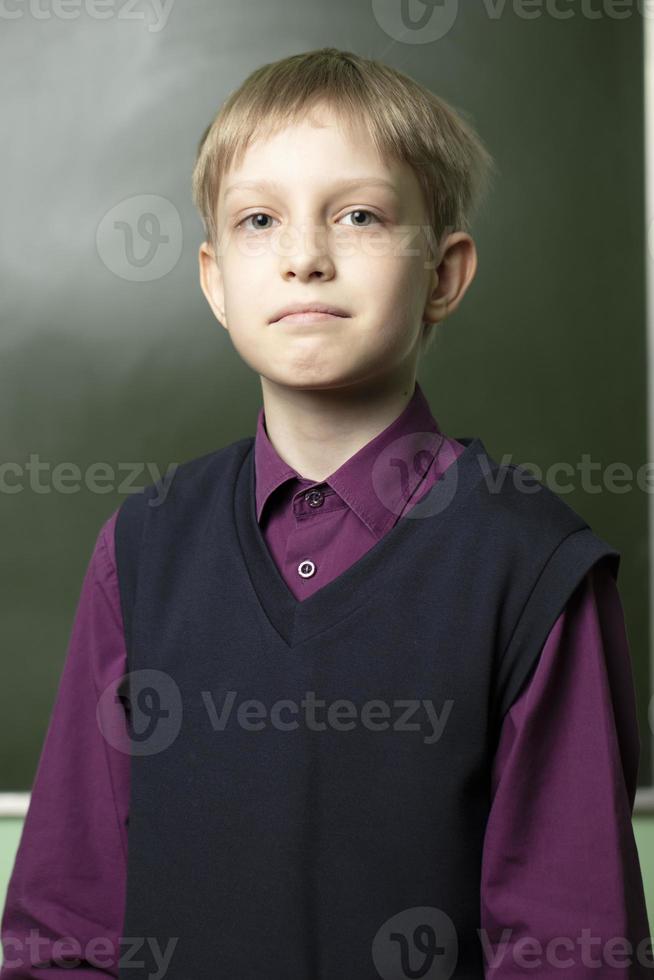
[232,434,486,650]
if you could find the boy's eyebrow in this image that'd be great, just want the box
[223,177,400,200]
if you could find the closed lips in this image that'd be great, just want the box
[270,304,350,322]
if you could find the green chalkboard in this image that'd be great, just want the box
[0,5,650,793]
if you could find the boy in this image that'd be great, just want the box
[1,47,651,979]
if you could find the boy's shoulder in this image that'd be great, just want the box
[467,439,587,526]
[120,433,254,517]
[458,439,620,576]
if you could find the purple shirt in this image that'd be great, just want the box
[0,381,650,978]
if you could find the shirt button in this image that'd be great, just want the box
[298,559,316,579]
[305,489,324,507]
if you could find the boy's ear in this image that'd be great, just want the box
[198,241,228,330]
[423,232,478,327]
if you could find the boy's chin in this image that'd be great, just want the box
[258,358,396,393]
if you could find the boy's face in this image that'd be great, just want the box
[199,104,471,391]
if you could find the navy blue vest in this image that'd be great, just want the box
[114,434,619,980]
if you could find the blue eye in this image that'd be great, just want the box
[237,209,382,231]
[239,213,276,231]
[340,209,381,227]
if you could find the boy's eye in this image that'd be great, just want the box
[238,213,276,231]
[236,209,382,231]
[339,209,382,228]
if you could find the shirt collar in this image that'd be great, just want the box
[254,380,444,538]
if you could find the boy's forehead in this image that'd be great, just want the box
[221,112,409,198]
[222,161,421,215]
[214,109,428,223]
[242,108,375,158]
[223,175,402,202]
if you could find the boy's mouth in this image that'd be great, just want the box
[274,311,350,324]
[269,302,350,323]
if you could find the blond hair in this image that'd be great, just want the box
[191,47,496,352]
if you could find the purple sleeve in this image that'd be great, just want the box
[480,558,652,978]
[0,510,129,978]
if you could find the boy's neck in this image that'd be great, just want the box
[259,369,419,483]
